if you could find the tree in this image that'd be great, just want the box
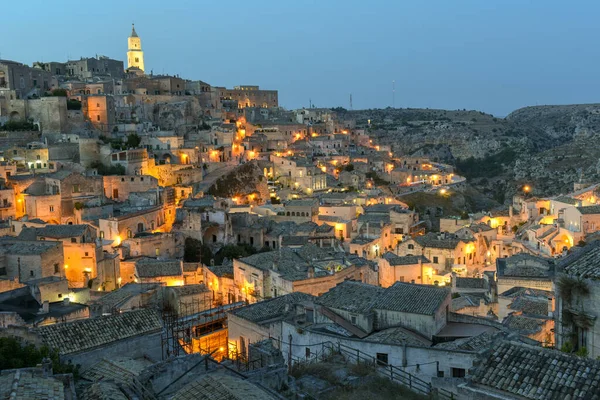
[184,238,214,265]
[126,133,141,149]
[51,88,67,97]
[66,99,81,110]
[0,337,78,378]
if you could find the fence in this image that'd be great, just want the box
[289,341,437,397]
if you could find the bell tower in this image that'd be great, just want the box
[127,24,145,72]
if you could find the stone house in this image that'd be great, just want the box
[397,232,475,273]
[460,340,600,399]
[17,224,99,288]
[99,205,166,245]
[102,175,159,202]
[555,241,600,358]
[233,245,376,302]
[227,292,314,359]
[378,252,433,286]
[0,240,64,283]
[134,258,184,286]
[163,284,212,316]
[34,308,163,369]
[495,253,554,299]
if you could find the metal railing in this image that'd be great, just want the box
[290,341,434,397]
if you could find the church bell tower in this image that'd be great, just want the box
[127,24,145,72]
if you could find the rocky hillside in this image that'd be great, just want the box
[207,162,269,203]
[342,104,600,203]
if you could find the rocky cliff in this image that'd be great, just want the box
[342,104,600,204]
[207,162,269,203]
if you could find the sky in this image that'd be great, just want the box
[2,0,598,116]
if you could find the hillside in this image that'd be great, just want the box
[340,104,600,202]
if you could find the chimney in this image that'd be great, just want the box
[63,297,70,306]
[509,206,514,218]
[308,266,314,279]
[41,301,49,314]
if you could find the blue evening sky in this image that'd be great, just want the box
[1,0,596,116]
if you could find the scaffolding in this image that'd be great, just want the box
[160,291,245,360]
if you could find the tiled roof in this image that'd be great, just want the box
[0,240,61,255]
[451,295,481,312]
[499,286,553,299]
[435,330,497,352]
[502,314,546,334]
[207,263,233,277]
[80,381,128,400]
[0,370,65,400]
[413,233,465,249]
[373,282,450,316]
[559,240,600,279]
[135,259,182,278]
[553,196,580,205]
[469,341,600,398]
[167,284,210,297]
[455,277,486,289]
[317,281,384,314]
[38,309,162,355]
[509,297,549,316]
[230,292,314,324]
[366,326,431,347]
[382,252,430,266]
[31,224,89,239]
[497,253,554,278]
[172,373,277,400]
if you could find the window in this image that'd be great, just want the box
[155,248,160,256]
[212,235,217,243]
[54,264,59,274]
[99,231,104,239]
[451,368,466,378]
[49,206,54,212]
[127,229,132,238]
[350,315,357,325]
[376,353,388,366]
[72,184,80,193]
[70,238,77,243]
[97,115,100,121]
[408,244,414,250]
[305,347,311,358]
[433,256,439,264]
[30,270,34,277]
[84,252,89,257]
[36,155,41,160]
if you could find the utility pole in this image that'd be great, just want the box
[349,94,353,110]
[392,80,396,108]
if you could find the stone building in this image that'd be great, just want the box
[85,95,116,134]
[103,175,159,202]
[555,241,600,359]
[0,240,64,283]
[0,60,54,99]
[216,85,278,110]
[34,308,162,369]
[17,224,99,288]
[378,252,433,286]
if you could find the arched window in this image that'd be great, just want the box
[127,229,132,238]
[137,222,144,233]
[408,244,414,250]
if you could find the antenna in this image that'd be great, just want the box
[309,98,312,108]
[392,80,396,108]
[349,94,353,110]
